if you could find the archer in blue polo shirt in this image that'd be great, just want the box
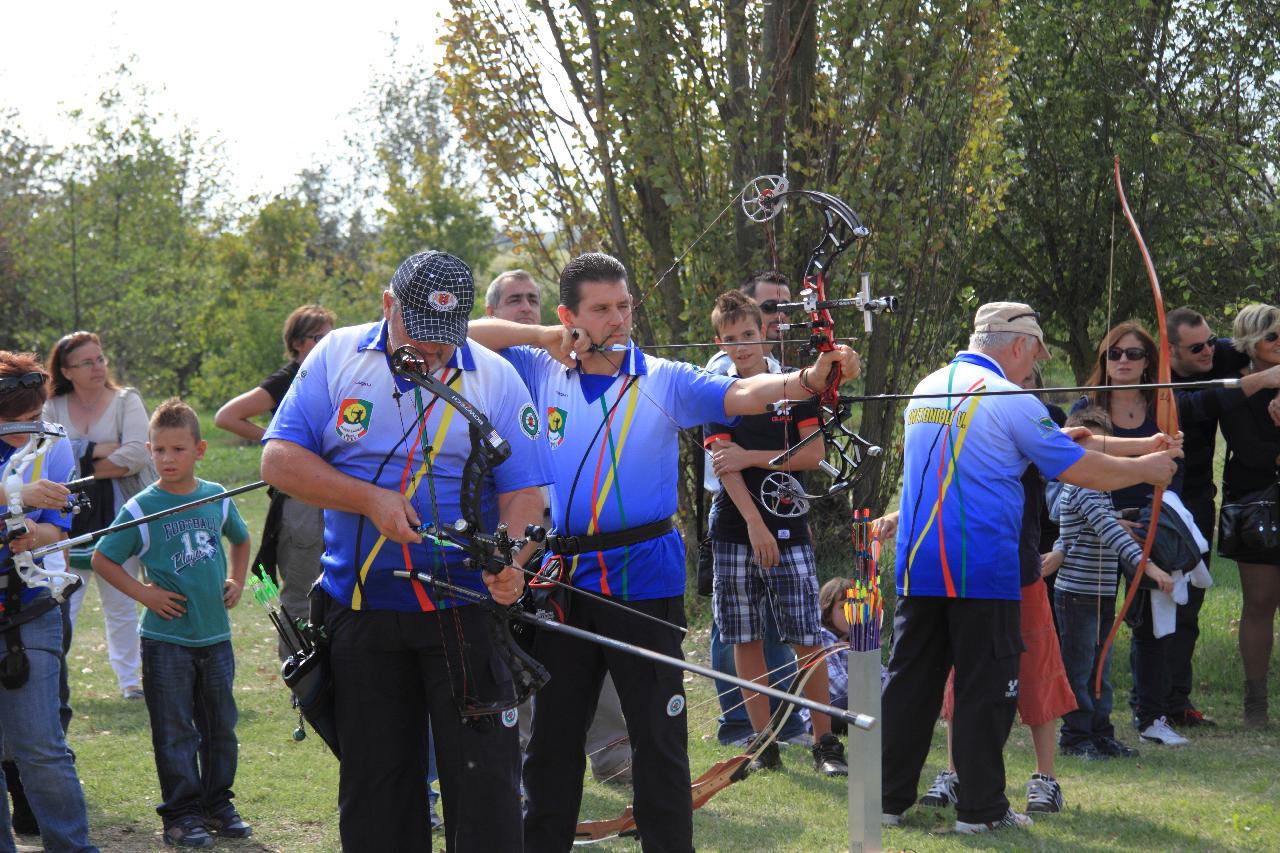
[469,252,863,853]
[881,303,1180,832]
[265,319,552,612]
[262,251,551,852]
[896,350,1085,601]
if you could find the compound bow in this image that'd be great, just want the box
[741,175,896,504]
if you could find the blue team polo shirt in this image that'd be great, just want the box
[895,351,1085,601]
[503,344,736,600]
[264,321,554,612]
[0,436,75,605]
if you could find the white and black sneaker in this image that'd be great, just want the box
[1138,716,1190,746]
[955,808,1034,834]
[1025,773,1063,813]
[918,769,958,808]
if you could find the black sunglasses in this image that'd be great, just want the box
[1107,347,1148,362]
[0,372,45,391]
[758,300,791,315]
[1185,335,1217,354]
[1008,311,1041,322]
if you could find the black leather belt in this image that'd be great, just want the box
[544,518,675,556]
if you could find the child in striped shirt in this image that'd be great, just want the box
[1051,407,1173,759]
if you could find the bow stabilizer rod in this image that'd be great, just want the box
[395,568,876,731]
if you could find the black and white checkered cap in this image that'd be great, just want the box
[390,251,474,345]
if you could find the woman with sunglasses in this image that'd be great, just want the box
[44,331,154,701]
[1075,322,1191,746]
[1219,304,1280,727]
[214,304,335,661]
[0,352,99,852]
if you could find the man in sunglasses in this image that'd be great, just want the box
[1162,307,1280,728]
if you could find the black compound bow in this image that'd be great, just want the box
[388,345,551,717]
[740,175,896,505]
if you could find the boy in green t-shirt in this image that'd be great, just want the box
[92,399,252,849]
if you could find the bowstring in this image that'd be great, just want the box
[393,371,477,715]
[1099,205,1117,642]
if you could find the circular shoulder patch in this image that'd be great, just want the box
[666,694,686,717]
[501,707,519,728]
[520,403,540,439]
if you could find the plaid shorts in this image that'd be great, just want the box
[712,539,822,646]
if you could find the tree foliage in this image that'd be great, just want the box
[0,55,497,410]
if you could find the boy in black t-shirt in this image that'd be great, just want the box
[703,290,848,776]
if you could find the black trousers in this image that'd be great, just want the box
[524,594,692,853]
[881,596,1022,824]
[1128,590,1173,728]
[1167,496,1214,713]
[322,593,522,853]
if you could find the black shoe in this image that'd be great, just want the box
[1092,736,1139,758]
[811,733,848,777]
[1059,741,1103,760]
[205,805,252,839]
[748,739,783,772]
[1168,707,1216,727]
[163,816,215,849]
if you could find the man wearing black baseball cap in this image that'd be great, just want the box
[263,250,553,850]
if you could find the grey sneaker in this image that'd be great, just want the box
[205,805,252,839]
[163,816,214,848]
[919,769,958,807]
[1025,773,1063,813]
[955,808,1034,834]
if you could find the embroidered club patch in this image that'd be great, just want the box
[520,403,540,439]
[666,694,685,717]
[427,290,459,311]
[547,406,567,449]
[337,398,373,443]
[501,707,519,728]
[1034,415,1058,437]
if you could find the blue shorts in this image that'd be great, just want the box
[712,539,821,646]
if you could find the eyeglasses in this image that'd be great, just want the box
[0,372,45,391]
[758,300,791,315]
[66,355,108,370]
[1185,336,1217,354]
[1107,347,1147,362]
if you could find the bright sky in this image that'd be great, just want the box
[2,1,450,200]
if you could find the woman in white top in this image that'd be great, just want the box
[43,331,152,699]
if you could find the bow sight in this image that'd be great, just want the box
[776,272,900,339]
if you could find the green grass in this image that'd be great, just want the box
[61,418,1279,851]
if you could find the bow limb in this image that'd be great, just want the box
[1094,155,1179,698]
[573,643,849,843]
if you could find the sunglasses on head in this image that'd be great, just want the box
[1107,347,1147,362]
[1008,311,1040,322]
[1183,335,1217,354]
[0,372,45,391]
[758,299,791,315]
